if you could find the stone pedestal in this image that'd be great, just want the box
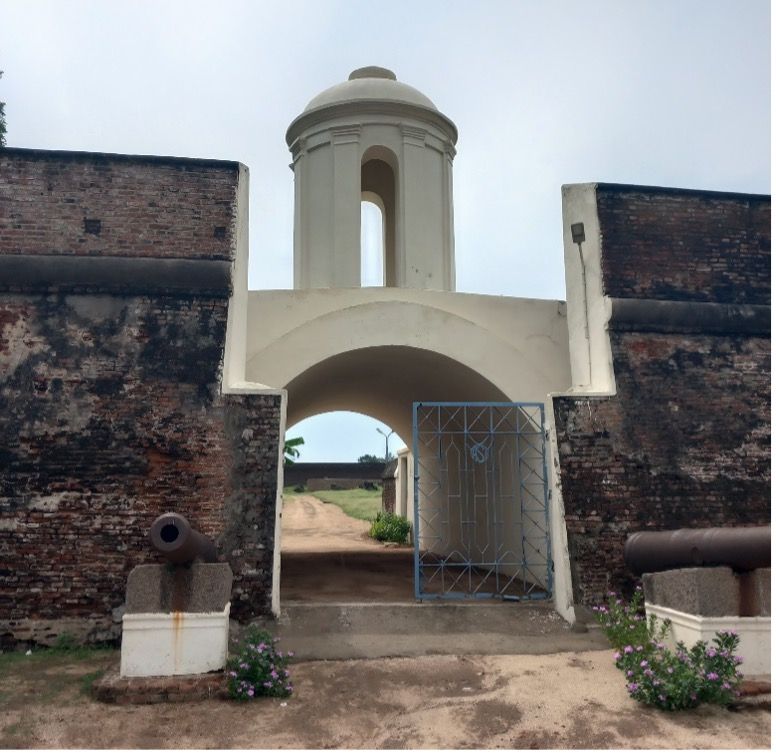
[644,567,771,676]
[120,563,232,678]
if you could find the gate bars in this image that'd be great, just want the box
[412,402,552,601]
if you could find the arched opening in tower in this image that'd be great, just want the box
[361,149,397,287]
[360,201,384,286]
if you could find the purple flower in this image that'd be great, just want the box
[734,655,744,665]
[636,645,643,652]
[627,683,639,693]
[706,647,717,658]
[626,670,634,678]
[271,670,279,679]
[656,642,665,650]
[658,694,666,702]
[644,669,654,677]
[624,645,634,654]
[613,651,622,661]
[264,681,272,688]
[284,669,290,677]
[285,684,293,691]
[706,672,719,681]
[722,682,731,690]
[247,688,255,697]
[229,671,237,677]
[640,660,649,668]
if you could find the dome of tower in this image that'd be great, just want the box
[303,66,438,112]
[287,66,457,147]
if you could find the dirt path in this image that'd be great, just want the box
[0,650,769,749]
[281,494,382,553]
[280,494,415,602]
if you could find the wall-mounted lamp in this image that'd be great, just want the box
[570,221,591,385]
[570,222,585,245]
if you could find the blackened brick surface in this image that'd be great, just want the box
[554,332,770,606]
[554,186,770,607]
[596,186,770,305]
[0,151,281,646]
[0,148,239,260]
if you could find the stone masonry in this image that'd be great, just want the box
[0,149,281,647]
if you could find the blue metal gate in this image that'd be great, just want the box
[412,402,552,600]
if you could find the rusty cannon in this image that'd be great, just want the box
[624,525,770,576]
[149,512,218,564]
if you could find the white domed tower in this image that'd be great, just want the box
[286,66,458,290]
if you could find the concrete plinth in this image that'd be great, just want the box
[120,605,230,678]
[646,602,770,676]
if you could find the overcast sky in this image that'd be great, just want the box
[1,0,770,461]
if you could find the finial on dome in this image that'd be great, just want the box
[348,66,396,81]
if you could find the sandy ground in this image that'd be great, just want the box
[3,496,767,748]
[0,650,770,749]
[280,493,383,553]
[280,494,416,602]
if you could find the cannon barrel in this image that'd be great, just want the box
[149,512,218,564]
[625,525,770,576]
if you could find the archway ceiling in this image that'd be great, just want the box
[285,345,510,443]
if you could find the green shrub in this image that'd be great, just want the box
[226,626,293,700]
[594,588,744,711]
[369,511,411,544]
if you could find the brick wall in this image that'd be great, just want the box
[553,185,771,607]
[596,184,770,304]
[0,150,281,647]
[0,148,237,260]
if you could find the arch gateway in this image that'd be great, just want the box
[0,69,770,645]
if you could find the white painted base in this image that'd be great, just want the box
[120,604,230,678]
[646,602,771,676]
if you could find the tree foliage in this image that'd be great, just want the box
[358,453,387,464]
[283,436,304,466]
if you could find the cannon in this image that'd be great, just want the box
[624,525,770,576]
[149,512,218,564]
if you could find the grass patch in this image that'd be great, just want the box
[0,646,117,713]
[307,488,383,522]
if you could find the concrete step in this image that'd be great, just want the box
[248,601,609,660]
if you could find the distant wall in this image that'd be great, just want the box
[284,462,385,488]
[0,149,282,646]
[553,184,770,608]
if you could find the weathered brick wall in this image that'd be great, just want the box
[554,186,771,607]
[596,184,770,304]
[0,149,237,260]
[0,150,281,647]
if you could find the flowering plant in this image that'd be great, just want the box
[594,589,743,711]
[226,626,294,700]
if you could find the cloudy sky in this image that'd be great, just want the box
[1,0,770,461]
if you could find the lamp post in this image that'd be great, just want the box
[376,427,395,462]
